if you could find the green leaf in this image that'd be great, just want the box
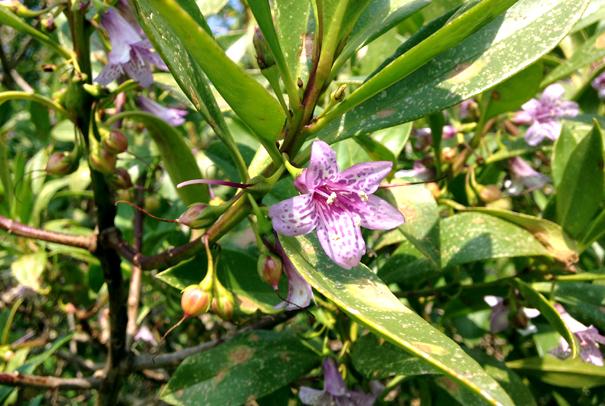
[280,233,514,406]
[506,356,605,389]
[10,252,47,293]
[144,0,285,142]
[332,0,430,74]
[482,61,543,120]
[435,349,537,406]
[552,124,584,188]
[465,207,578,265]
[196,0,228,15]
[134,0,227,136]
[312,0,590,142]
[160,331,319,405]
[542,30,605,86]
[273,0,310,81]
[351,333,438,379]
[556,122,604,239]
[514,279,579,359]
[0,7,71,59]
[109,111,208,204]
[319,0,518,122]
[440,212,548,268]
[156,249,281,314]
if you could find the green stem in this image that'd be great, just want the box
[0,91,72,120]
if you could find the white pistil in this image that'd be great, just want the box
[358,191,368,202]
[326,192,337,205]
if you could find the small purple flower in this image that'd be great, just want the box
[484,295,539,335]
[592,72,605,100]
[273,238,314,311]
[137,96,187,126]
[394,161,434,181]
[552,304,605,366]
[513,84,579,146]
[299,358,381,406]
[269,141,404,269]
[95,8,167,88]
[506,157,549,195]
[413,125,456,149]
[459,98,477,119]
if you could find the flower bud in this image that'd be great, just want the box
[89,146,117,175]
[253,28,275,70]
[103,130,128,154]
[181,285,211,317]
[178,203,226,229]
[41,17,56,32]
[211,295,234,321]
[111,168,133,190]
[257,253,282,289]
[46,151,77,175]
[478,185,502,203]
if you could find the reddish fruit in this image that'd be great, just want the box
[180,285,210,317]
[46,152,76,175]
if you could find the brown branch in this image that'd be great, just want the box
[0,372,101,390]
[105,196,250,271]
[0,215,96,251]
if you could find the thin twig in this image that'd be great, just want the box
[126,174,146,347]
[0,372,101,390]
[131,311,297,370]
[0,215,96,251]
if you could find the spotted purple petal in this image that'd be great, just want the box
[102,9,142,64]
[268,194,317,236]
[337,161,392,194]
[304,140,339,190]
[315,209,365,270]
[357,195,404,230]
[525,120,561,146]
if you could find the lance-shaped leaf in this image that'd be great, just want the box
[312,0,590,143]
[280,234,514,406]
[108,111,208,204]
[144,0,285,142]
[542,30,605,86]
[465,207,578,265]
[514,279,579,359]
[313,0,519,128]
[160,331,319,405]
[273,0,310,81]
[556,122,604,239]
[506,357,605,389]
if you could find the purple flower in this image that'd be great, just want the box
[484,295,539,335]
[273,238,314,311]
[506,157,549,195]
[552,304,605,366]
[394,161,434,181]
[137,96,187,126]
[95,8,167,88]
[513,84,579,146]
[299,358,381,406]
[269,141,404,269]
[459,98,477,119]
[592,72,605,100]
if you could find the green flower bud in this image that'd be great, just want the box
[89,146,117,175]
[181,285,211,317]
[253,28,275,70]
[177,203,227,229]
[257,253,282,290]
[211,284,235,321]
